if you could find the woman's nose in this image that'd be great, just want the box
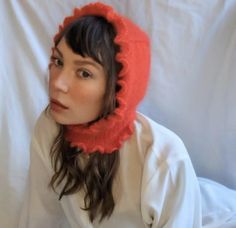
[52,70,70,93]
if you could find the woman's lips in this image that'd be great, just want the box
[50,99,69,111]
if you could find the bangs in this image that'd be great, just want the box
[56,16,116,67]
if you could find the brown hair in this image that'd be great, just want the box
[49,16,122,222]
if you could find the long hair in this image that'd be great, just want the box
[49,16,122,222]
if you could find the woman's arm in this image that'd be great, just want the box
[18,112,67,228]
[139,122,202,228]
[142,157,202,228]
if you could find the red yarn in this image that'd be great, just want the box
[55,2,150,154]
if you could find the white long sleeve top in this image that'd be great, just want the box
[18,111,202,228]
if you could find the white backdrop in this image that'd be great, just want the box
[1,0,236,227]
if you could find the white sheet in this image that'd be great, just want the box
[1,0,236,227]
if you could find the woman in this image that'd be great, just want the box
[19,2,202,227]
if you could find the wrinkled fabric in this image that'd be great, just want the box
[19,111,202,227]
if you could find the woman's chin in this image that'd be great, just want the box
[49,108,100,125]
[49,108,69,125]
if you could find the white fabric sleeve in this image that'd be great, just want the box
[141,138,202,228]
[18,112,67,228]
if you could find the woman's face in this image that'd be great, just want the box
[49,38,107,125]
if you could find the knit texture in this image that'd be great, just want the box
[54,2,150,153]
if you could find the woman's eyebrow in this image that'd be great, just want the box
[73,59,101,70]
[53,46,102,70]
[53,47,63,57]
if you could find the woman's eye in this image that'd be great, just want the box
[51,56,63,67]
[77,70,92,79]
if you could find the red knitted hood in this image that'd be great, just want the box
[54,2,150,153]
